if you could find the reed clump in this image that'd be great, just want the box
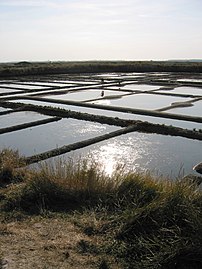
[0,149,26,186]
[0,149,202,269]
[113,181,202,269]
[0,155,118,213]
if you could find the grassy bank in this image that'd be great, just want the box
[0,149,202,268]
[0,61,202,77]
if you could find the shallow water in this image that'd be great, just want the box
[0,118,118,158]
[42,89,130,102]
[1,73,202,178]
[162,86,202,96]
[0,107,11,112]
[169,100,202,117]
[63,132,201,178]
[177,79,202,83]
[0,88,23,94]
[0,111,49,128]
[9,99,202,129]
[17,81,75,87]
[0,83,45,90]
[88,93,190,110]
[121,84,161,91]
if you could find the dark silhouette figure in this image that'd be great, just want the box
[101,90,104,97]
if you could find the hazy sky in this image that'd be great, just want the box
[0,0,202,62]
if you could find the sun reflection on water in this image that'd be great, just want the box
[80,132,202,179]
[87,136,148,176]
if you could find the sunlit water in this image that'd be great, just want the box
[0,107,11,112]
[170,100,202,116]
[177,79,202,83]
[42,89,130,101]
[9,99,201,130]
[0,116,118,156]
[0,74,202,179]
[67,133,201,178]
[159,86,202,96]
[0,111,48,128]
[88,93,191,110]
[0,110,200,178]
[0,88,23,94]
[121,84,161,91]
[0,83,45,90]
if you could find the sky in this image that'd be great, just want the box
[0,0,202,62]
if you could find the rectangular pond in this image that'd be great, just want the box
[87,93,191,110]
[158,86,202,96]
[43,131,202,179]
[0,88,24,94]
[9,99,202,130]
[0,83,47,90]
[0,111,50,129]
[2,72,202,179]
[168,100,202,117]
[0,118,118,156]
[121,84,162,91]
[40,89,131,102]
[16,81,76,87]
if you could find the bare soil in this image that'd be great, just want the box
[0,214,121,269]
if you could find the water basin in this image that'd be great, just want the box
[0,118,118,156]
[0,111,49,128]
[88,93,190,110]
[52,132,202,178]
[9,99,202,129]
[41,89,131,102]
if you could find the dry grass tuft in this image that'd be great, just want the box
[0,149,26,186]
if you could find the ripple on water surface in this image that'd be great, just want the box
[62,132,202,178]
[0,118,118,156]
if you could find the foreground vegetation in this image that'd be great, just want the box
[0,149,202,268]
[0,60,202,77]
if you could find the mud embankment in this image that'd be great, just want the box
[0,116,61,135]
[20,96,202,124]
[1,101,202,141]
[1,101,202,164]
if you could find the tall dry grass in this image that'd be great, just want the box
[0,149,202,268]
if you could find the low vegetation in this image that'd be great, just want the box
[0,60,202,77]
[0,149,202,268]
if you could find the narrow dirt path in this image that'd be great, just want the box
[0,215,120,269]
